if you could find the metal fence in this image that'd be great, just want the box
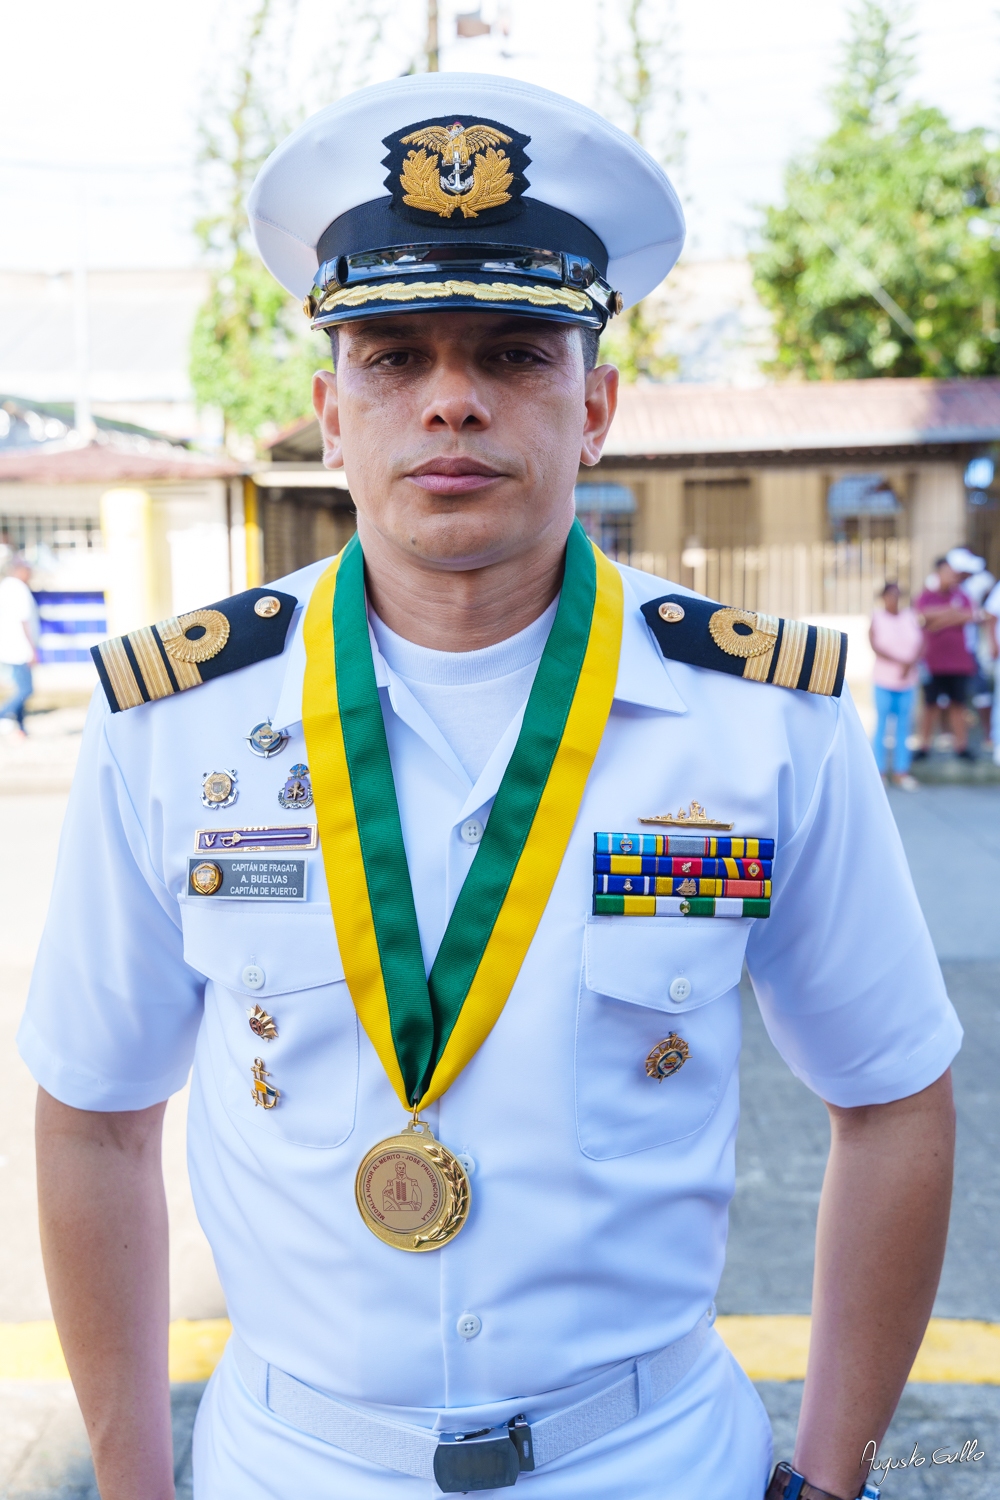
[612,539,912,617]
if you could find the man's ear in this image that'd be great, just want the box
[313,369,344,471]
[580,363,619,468]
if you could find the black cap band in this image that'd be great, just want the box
[318,195,609,275]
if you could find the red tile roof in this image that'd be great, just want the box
[604,378,1000,457]
[0,439,242,483]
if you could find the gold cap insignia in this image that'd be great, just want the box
[382,115,531,226]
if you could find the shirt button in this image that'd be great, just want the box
[242,964,266,990]
[456,1312,482,1340]
[668,977,691,1003]
[459,819,484,845]
[457,1153,476,1176]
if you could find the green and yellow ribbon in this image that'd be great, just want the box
[303,520,622,1112]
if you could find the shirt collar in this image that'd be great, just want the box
[270,558,688,733]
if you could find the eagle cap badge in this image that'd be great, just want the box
[382,115,532,227]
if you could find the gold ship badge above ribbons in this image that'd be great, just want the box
[639,801,735,831]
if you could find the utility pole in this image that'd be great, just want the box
[426,0,439,71]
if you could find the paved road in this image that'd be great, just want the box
[2,739,998,1496]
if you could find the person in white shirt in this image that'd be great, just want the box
[21,76,954,1500]
[0,556,40,736]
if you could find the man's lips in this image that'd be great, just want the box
[406,459,507,495]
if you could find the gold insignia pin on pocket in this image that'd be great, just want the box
[646,1034,690,1080]
[251,1057,280,1108]
[247,1004,278,1041]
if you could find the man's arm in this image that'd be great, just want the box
[36,1088,174,1500]
[793,1069,955,1499]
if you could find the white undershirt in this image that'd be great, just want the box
[369,599,558,782]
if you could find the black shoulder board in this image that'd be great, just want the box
[92,586,298,713]
[641,594,847,698]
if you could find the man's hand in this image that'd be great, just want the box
[36,1089,175,1500]
[793,1070,955,1499]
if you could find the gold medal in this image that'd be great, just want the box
[355,1117,470,1253]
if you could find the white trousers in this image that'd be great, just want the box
[192,1331,773,1499]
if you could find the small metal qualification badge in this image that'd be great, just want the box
[355,1117,470,1253]
[246,719,288,758]
[278,763,313,810]
[202,770,238,809]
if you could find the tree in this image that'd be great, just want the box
[595,0,683,382]
[753,0,1000,380]
[190,1,331,449]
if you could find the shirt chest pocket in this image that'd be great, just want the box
[180,901,358,1148]
[575,917,746,1160]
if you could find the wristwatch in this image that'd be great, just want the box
[765,1461,881,1500]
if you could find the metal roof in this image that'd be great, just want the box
[601,378,1000,457]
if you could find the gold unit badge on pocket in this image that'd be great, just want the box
[646,1034,690,1080]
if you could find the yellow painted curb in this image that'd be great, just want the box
[716,1315,1000,1383]
[0,1315,997,1384]
[0,1318,234,1382]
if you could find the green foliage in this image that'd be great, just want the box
[190,254,330,441]
[189,1,330,445]
[753,1,1000,380]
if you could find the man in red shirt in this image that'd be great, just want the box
[913,555,978,761]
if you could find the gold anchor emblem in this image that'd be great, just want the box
[251,1058,280,1109]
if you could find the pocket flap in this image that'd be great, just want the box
[584,915,748,1013]
[179,900,344,997]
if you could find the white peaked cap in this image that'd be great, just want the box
[248,73,685,315]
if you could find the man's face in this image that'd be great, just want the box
[937,563,960,592]
[312,311,617,574]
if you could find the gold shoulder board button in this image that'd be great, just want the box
[658,601,685,623]
[254,596,282,618]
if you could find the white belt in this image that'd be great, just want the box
[231,1308,714,1493]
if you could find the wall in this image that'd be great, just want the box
[757,468,825,546]
[909,463,967,592]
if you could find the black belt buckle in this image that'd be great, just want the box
[433,1415,534,1493]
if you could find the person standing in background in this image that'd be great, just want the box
[869,582,922,791]
[913,554,979,763]
[0,556,39,738]
[984,574,1000,766]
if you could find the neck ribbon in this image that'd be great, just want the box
[303,519,623,1112]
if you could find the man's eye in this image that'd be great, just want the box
[373,351,414,367]
[496,348,541,364]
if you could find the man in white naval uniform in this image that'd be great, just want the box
[21,75,957,1500]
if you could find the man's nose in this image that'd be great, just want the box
[420,362,491,431]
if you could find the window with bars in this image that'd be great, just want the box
[0,515,103,551]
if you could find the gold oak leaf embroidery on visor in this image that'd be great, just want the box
[316,279,594,315]
[399,145,514,218]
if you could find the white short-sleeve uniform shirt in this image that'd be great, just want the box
[19,561,961,1500]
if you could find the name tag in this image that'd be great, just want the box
[187,856,307,900]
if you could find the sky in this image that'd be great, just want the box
[0,0,996,274]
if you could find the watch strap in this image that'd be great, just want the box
[765,1461,863,1500]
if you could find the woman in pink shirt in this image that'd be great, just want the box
[869,582,923,789]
